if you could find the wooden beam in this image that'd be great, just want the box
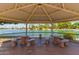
[49,10,60,15]
[0,15,26,21]
[22,14,47,16]
[62,3,65,8]
[40,6,53,23]
[0,4,36,15]
[60,3,65,8]
[26,20,51,23]
[25,16,79,23]
[0,17,25,23]
[44,4,79,16]
[19,9,30,14]
[26,5,38,23]
[14,3,18,9]
[52,17,79,23]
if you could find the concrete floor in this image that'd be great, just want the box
[0,41,79,55]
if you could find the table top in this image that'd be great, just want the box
[61,39,69,42]
[28,39,35,41]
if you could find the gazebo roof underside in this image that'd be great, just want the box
[0,3,79,23]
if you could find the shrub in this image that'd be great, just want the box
[63,32,76,41]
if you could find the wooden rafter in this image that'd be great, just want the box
[19,9,30,14]
[52,17,79,23]
[40,6,53,23]
[0,15,26,22]
[60,3,65,8]
[0,4,36,23]
[58,15,79,20]
[26,5,38,23]
[0,4,36,15]
[44,4,79,16]
[26,20,51,23]
[49,10,60,15]
[14,3,18,9]
[0,17,25,23]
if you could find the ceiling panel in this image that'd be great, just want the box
[64,3,79,13]
[30,16,50,21]
[42,5,60,14]
[0,3,15,12]
[33,6,46,16]
[48,3,62,8]
[19,4,36,14]
[0,10,29,20]
[18,3,31,6]
[50,10,76,20]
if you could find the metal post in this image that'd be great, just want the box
[51,23,53,35]
[26,23,28,36]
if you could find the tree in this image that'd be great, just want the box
[57,22,72,29]
[30,25,36,30]
[72,22,79,29]
[51,23,58,29]
[43,24,50,30]
[38,24,42,30]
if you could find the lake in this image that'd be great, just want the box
[0,29,79,40]
[0,29,52,37]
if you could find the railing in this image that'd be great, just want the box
[0,31,79,40]
[0,31,52,37]
[52,32,79,40]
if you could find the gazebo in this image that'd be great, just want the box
[0,3,79,35]
[0,3,79,55]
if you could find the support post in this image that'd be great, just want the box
[51,23,54,36]
[26,23,28,36]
